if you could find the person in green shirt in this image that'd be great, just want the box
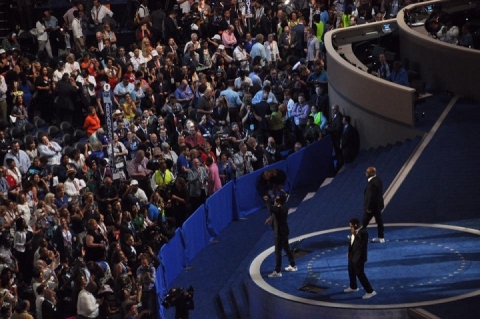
[266,103,285,145]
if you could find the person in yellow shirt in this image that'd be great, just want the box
[122,93,137,121]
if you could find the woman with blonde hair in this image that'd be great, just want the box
[141,37,153,62]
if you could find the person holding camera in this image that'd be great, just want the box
[162,286,195,319]
[233,142,256,178]
[136,254,157,315]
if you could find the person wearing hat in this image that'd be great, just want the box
[113,74,134,106]
[211,44,233,66]
[126,179,148,203]
[0,70,7,121]
[147,49,161,70]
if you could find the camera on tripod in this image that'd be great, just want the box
[162,286,195,309]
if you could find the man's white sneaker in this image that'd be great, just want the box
[372,238,385,243]
[284,265,298,272]
[343,287,359,293]
[268,271,282,278]
[362,291,377,299]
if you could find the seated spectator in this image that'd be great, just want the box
[437,17,459,45]
[458,24,473,48]
[387,61,410,87]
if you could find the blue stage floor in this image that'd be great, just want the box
[255,224,480,307]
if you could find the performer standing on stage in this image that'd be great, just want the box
[264,194,297,278]
[362,166,385,243]
[344,218,377,299]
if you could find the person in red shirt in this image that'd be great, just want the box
[84,106,101,136]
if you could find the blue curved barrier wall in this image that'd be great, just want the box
[155,137,334,318]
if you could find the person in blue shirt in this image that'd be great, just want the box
[387,61,410,87]
[113,75,134,105]
[174,80,194,110]
[219,80,243,123]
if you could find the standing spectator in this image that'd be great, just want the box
[340,116,360,164]
[264,34,280,66]
[37,133,62,165]
[91,0,114,28]
[206,156,222,195]
[36,14,53,59]
[305,27,320,67]
[233,142,256,178]
[77,276,102,318]
[4,141,30,175]
[72,10,85,54]
[291,93,310,144]
[250,34,266,67]
[325,104,343,170]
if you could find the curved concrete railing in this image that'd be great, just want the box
[397,0,480,100]
[324,21,421,149]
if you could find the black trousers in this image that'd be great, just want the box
[362,210,384,239]
[275,235,295,273]
[348,258,373,293]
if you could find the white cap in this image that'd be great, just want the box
[151,50,158,57]
[130,180,139,186]
[218,44,225,50]
[212,34,221,40]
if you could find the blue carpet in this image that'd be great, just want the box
[259,225,480,305]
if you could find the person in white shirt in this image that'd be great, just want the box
[64,169,85,205]
[36,15,53,59]
[127,179,148,203]
[77,71,97,103]
[177,0,191,14]
[71,10,85,54]
[77,276,101,319]
[35,284,46,319]
[91,0,113,26]
[233,40,251,71]
[0,74,8,121]
[437,19,460,45]
[137,0,150,22]
[264,33,280,65]
[64,53,81,76]
[130,47,146,71]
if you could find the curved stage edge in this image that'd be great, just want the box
[247,223,480,319]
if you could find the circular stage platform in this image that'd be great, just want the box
[248,223,480,319]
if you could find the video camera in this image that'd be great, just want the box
[162,286,195,309]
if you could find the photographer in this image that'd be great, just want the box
[162,286,194,319]
[233,142,256,178]
[136,254,156,315]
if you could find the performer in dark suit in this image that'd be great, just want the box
[264,194,297,278]
[278,26,298,60]
[340,116,360,164]
[325,104,343,170]
[362,167,385,242]
[344,218,377,299]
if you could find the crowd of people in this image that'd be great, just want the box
[0,0,412,318]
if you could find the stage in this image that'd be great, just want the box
[248,223,480,319]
